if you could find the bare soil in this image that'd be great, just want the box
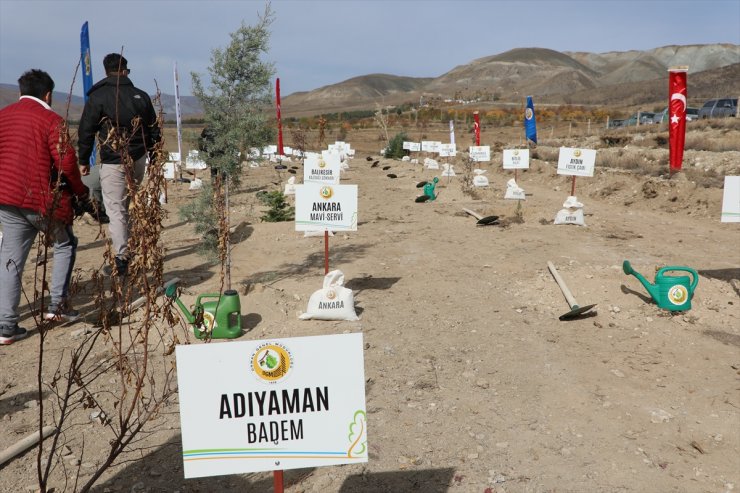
[1,119,739,493]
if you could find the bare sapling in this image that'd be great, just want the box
[26,68,182,492]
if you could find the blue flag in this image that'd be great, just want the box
[80,21,96,166]
[524,95,537,144]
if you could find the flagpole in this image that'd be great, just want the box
[80,22,96,168]
[174,62,184,182]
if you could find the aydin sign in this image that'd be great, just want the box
[295,184,358,231]
[557,147,596,177]
[176,333,367,479]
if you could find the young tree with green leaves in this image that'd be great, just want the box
[185,4,276,288]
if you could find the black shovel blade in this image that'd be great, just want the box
[387,173,398,179]
[287,169,296,174]
[382,166,391,170]
[415,195,430,203]
[559,303,597,321]
[476,215,500,226]
[416,181,428,188]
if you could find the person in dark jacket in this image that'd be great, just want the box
[77,53,161,276]
[0,69,89,344]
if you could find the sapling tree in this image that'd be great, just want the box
[186,4,276,288]
[25,62,178,492]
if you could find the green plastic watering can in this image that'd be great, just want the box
[623,260,699,311]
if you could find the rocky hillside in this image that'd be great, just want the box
[282,44,740,115]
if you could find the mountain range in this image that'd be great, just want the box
[282,44,740,115]
[1,44,738,119]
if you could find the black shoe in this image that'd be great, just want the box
[97,213,110,224]
[115,257,129,277]
[0,325,28,345]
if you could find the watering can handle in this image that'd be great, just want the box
[657,267,699,291]
[196,293,222,305]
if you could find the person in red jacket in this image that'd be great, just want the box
[0,69,89,345]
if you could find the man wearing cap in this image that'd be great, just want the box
[77,53,161,277]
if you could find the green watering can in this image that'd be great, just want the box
[165,283,242,339]
[622,260,699,311]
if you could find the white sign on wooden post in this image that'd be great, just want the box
[295,184,358,231]
[163,162,176,180]
[557,148,596,177]
[721,176,740,223]
[304,153,340,185]
[421,141,441,153]
[469,146,491,162]
[185,150,207,170]
[439,143,457,157]
[403,142,421,152]
[503,149,530,169]
[176,333,367,479]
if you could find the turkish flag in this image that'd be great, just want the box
[668,68,688,172]
[473,111,480,146]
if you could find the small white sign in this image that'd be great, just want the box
[185,150,207,170]
[163,161,176,180]
[557,148,596,177]
[262,145,278,155]
[304,154,340,185]
[176,333,367,479]
[721,176,740,223]
[421,141,441,153]
[439,143,457,157]
[295,184,358,231]
[469,146,491,162]
[503,149,530,169]
[403,141,421,152]
[168,152,181,162]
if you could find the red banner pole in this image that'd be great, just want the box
[273,470,284,493]
[571,176,576,197]
[276,78,284,157]
[324,230,329,274]
[668,67,688,176]
[473,111,480,146]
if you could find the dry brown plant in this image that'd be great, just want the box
[24,66,180,493]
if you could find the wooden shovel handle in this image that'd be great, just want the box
[462,208,483,220]
[547,261,579,308]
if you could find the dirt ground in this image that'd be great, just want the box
[1,119,739,493]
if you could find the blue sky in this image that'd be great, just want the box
[1,0,738,97]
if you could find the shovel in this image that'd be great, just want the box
[547,261,597,320]
[462,208,499,226]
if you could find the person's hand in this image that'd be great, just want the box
[79,164,90,176]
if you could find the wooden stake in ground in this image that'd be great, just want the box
[0,426,55,467]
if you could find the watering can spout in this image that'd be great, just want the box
[165,283,197,324]
[623,260,659,300]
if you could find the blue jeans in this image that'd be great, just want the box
[0,205,77,327]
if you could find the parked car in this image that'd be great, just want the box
[653,107,699,123]
[608,118,625,129]
[698,98,738,119]
[624,112,655,126]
